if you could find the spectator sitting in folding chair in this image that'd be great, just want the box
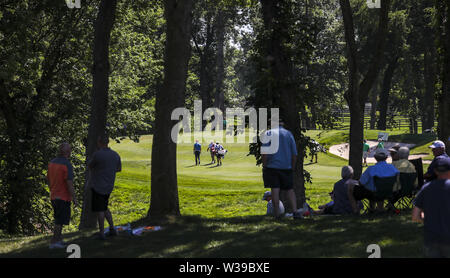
[352,148,399,212]
[388,146,417,209]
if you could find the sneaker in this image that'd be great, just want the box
[49,241,67,249]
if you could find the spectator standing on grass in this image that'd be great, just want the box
[262,191,285,216]
[412,157,450,258]
[88,134,122,240]
[261,121,301,219]
[321,166,362,215]
[353,148,399,212]
[47,143,78,249]
[424,140,449,182]
[363,140,370,167]
[193,140,201,165]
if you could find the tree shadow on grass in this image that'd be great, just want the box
[1,213,424,258]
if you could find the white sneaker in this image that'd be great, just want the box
[49,241,67,249]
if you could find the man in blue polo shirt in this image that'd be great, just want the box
[412,157,450,258]
[354,148,399,212]
[193,140,201,165]
[424,140,449,182]
[261,122,301,219]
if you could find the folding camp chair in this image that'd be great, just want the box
[394,172,417,210]
[409,158,424,189]
[360,176,397,213]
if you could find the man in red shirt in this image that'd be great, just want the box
[47,143,77,249]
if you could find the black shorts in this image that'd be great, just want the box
[263,168,293,190]
[91,188,110,212]
[51,199,71,226]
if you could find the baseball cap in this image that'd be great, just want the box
[375,148,389,157]
[429,140,446,149]
[435,157,450,172]
[262,191,271,200]
[389,144,401,153]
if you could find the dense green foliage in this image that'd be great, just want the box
[0,0,446,235]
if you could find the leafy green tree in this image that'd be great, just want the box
[339,0,391,178]
[0,1,96,234]
[435,0,450,153]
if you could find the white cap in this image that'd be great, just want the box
[429,140,446,149]
[262,191,271,200]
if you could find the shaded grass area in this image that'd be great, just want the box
[0,129,429,257]
[0,213,423,258]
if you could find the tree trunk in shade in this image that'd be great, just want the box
[147,0,193,218]
[80,0,118,230]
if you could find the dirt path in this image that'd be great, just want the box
[328,140,431,164]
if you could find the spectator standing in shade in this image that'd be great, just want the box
[88,134,122,240]
[47,143,78,249]
[412,157,450,258]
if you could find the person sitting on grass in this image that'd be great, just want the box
[353,148,399,212]
[319,166,362,215]
[262,191,285,216]
[412,157,450,258]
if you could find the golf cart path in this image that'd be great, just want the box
[329,140,432,164]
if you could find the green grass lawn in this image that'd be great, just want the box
[0,129,432,258]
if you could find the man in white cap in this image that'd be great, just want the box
[424,140,449,182]
[262,191,285,216]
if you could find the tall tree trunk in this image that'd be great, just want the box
[369,87,378,130]
[340,0,390,178]
[422,48,436,131]
[80,0,118,229]
[148,0,193,218]
[437,0,450,154]
[260,0,305,207]
[192,17,214,128]
[214,10,225,112]
[377,57,398,130]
